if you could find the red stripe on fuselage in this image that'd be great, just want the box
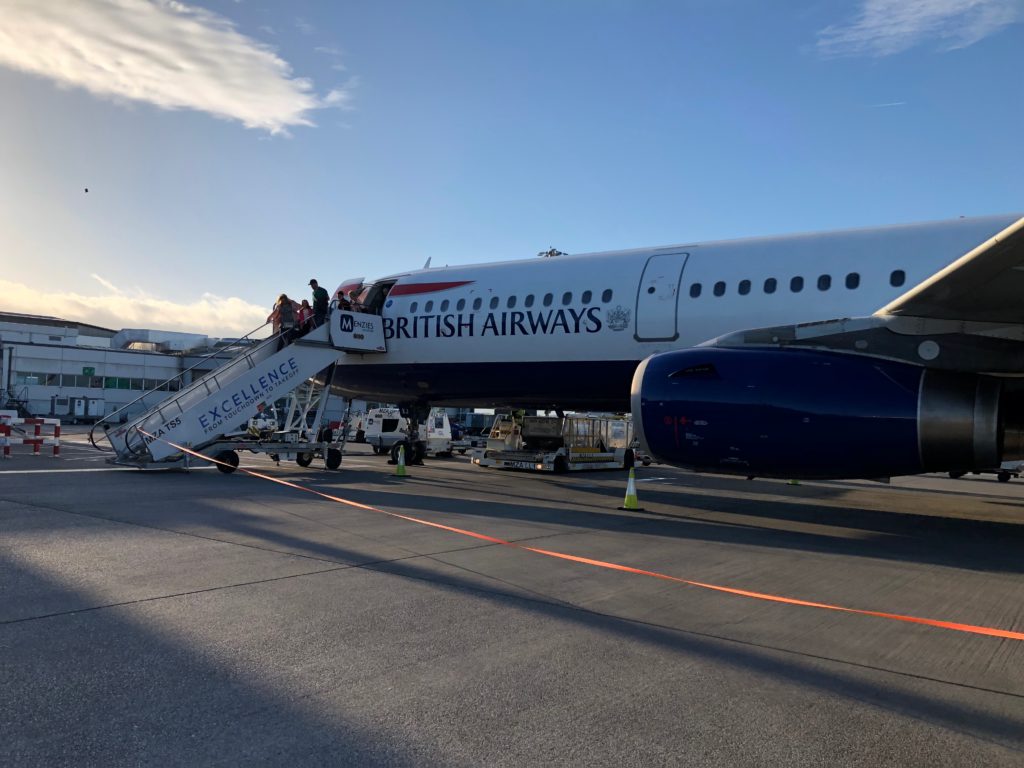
[389,280,474,296]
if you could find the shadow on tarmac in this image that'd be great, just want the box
[322,470,1024,576]
[4,471,1024,758]
[0,554,432,766]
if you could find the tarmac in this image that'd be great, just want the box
[2,429,1023,766]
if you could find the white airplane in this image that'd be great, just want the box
[329,213,1024,479]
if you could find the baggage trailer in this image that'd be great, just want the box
[471,414,636,473]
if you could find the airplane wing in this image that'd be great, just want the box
[876,216,1024,324]
[706,215,1024,374]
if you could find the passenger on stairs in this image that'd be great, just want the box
[268,294,300,349]
[297,299,313,331]
[348,289,365,313]
[309,279,329,327]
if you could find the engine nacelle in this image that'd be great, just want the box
[631,348,1002,479]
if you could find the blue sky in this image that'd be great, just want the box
[0,0,1021,335]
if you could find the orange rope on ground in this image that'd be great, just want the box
[142,432,1024,642]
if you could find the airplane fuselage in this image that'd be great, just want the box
[331,215,1019,410]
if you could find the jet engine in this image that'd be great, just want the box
[630,348,1014,479]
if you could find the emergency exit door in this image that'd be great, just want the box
[634,252,688,341]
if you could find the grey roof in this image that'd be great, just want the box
[0,311,118,336]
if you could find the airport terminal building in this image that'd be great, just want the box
[1,312,480,432]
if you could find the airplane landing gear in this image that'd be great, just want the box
[398,401,431,465]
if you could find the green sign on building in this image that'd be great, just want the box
[82,367,95,376]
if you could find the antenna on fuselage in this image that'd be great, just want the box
[422,257,432,269]
[538,248,566,258]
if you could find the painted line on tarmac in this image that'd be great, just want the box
[0,467,214,474]
[144,430,1024,643]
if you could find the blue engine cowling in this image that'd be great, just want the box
[631,348,1002,479]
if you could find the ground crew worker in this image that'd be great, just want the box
[309,279,329,327]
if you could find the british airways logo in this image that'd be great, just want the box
[383,308,607,340]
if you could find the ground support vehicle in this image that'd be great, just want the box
[197,431,345,473]
[51,396,106,424]
[451,426,490,454]
[204,381,350,472]
[364,406,454,460]
[948,460,1024,483]
[90,307,385,473]
[471,414,635,472]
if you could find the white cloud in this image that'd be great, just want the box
[817,0,1023,57]
[0,0,349,134]
[0,277,271,338]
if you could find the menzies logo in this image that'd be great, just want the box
[340,314,354,332]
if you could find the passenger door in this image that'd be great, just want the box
[634,252,689,341]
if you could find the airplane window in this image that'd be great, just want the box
[689,283,702,298]
[738,279,751,295]
[507,296,517,309]
[845,272,860,289]
[790,276,804,293]
[602,289,613,303]
[425,301,434,312]
[457,299,466,311]
[543,293,553,307]
[890,269,906,287]
[441,300,450,312]
[410,301,419,312]
[525,294,535,307]
[713,281,726,297]
[764,278,777,294]
[490,297,499,309]
[562,292,572,305]
[473,298,482,310]
[582,290,592,303]
[817,275,831,291]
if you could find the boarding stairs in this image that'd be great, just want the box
[1,388,32,419]
[95,308,386,467]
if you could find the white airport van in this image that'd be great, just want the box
[363,407,453,458]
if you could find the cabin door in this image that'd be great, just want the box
[634,252,689,341]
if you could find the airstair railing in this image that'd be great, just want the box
[89,321,273,452]
[115,334,290,460]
